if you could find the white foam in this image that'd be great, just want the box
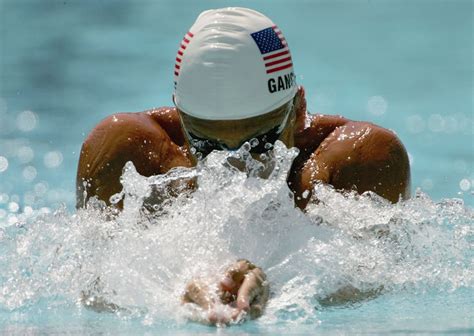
[0,141,472,326]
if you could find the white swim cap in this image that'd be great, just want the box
[173,7,297,120]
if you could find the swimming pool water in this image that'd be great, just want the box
[0,0,473,334]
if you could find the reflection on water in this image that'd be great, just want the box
[0,142,472,330]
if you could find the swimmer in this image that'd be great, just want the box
[76,7,410,324]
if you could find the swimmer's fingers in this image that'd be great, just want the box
[219,259,256,296]
[182,280,212,310]
[248,276,270,319]
[235,267,269,319]
[294,85,308,133]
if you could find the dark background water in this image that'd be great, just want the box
[0,0,472,211]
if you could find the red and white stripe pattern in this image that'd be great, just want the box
[264,25,293,74]
[174,31,194,83]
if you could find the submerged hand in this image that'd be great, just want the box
[182,259,269,325]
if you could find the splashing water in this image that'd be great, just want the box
[0,141,472,328]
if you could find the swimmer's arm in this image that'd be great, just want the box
[76,108,193,208]
[291,87,410,208]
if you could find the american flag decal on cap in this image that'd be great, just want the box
[174,31,194,87]
[251,25,293,74]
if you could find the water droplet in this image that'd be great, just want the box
[367,96,387,116]
[23,166,37,182]
[109,192,123,204]
[241,142,251,152]
[459,179,471,191]
[17,110,38,132]
[17,146,34,164]
[8,202,19,213]
[249,138,259,148]
[7,215,18,225]
[44,151,63,168]
[0,156,8,173]
[23,206,34,217]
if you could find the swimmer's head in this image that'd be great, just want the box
[173,7,297,121]
[179,97,296,158]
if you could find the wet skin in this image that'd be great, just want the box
[76,86,410,209]
[182,259,269,325]
[75,86,410,322]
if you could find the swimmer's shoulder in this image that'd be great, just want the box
[143,107,186,146]
[294,112,403,156]
[84,107,185,149]
[294,112,349,156]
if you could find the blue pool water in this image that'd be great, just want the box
[0,0,473,334]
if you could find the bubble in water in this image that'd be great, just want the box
[17,146,34,164]
[0,156,8,173]
[405,115,425,134]
[22,166,37,182]
[43,151,63,168]
[16,110,38,132]
[367,96,387,116]
[459,179,471,191]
